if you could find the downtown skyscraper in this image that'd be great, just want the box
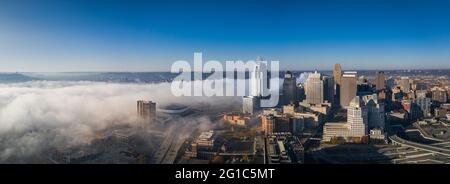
[375,71,386,90]
[282,71,298,105]
[333,64,342,106]
[340,71,357,108]
[305,71,324,105]
[250,57,268,97]
[137,100,156,125]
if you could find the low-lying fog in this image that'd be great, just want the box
[0,80,243,162]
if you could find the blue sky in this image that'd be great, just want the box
[0,0,450,72]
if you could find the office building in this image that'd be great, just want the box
[282,71,298,105]
[333,64,342,86]
[414,97,432,117]
[137,100,156,124]
[386,77,395,89]
[333,64,342,106]
[261,114,276,134]
[375,71,385,90]
[261,105,321,135]
[431,87,447,103]
[400,77,411,92]
[347,96,368,137]
[416,90,428,98]
[305,71,324,105]
[250,57,268,97]
[297,84,305,102]
[323,96,368,142]
[369,128,386,141]
[242,96,260,115]
[323,75,334,103]
[435,107,447,118]
[340,71,357,108]
[223,112,249,126]
[362,94,385,131]
[447,88,450,102]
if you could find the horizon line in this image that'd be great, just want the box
[2,68,450,73]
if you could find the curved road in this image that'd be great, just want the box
[389,135,450,157]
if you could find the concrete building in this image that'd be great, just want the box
[435,107,447,118]
[261,114,276,134]
[137,100,156,124]
[347,96,368,137]
[431,87,448,103]
[333,64,342,106]
[223,112,249,126]
[416,90,428,99]
[309,103,331,116]
[266,133,304,164]
[197,131,215,147]
[447,88,450,102]
[400,77,411,92]
[242,96,260,115]
[333,64,342,86]
[187,131,217,160]
[369,128,386,141]
[375,71,385,90]
[260,114,290,133]
[261,106,320,135]
[340,71,357,108]
[323,96,368,142]
[305,71,324,105]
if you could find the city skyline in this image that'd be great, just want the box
[1,0,450,72]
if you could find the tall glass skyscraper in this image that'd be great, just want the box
[250,57,268,97]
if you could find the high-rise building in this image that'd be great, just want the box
[414,97,432,117]
[305,71,323,105]
[399,77,411,92]
[296,84,305,102]
[333,64,342,86]
[250,57,268,97]
[415,82,427,90]
[447,88,450,102]
[340,71,357,108]
[333,64,342,106]
[375,71,385,90]
[431,87,447,103]
[416,90,428,98]
[348,96,368,137]
[137,100,156,124]
[282,71,298,105]
[362,94,385,131]
[243,96,260,115]
[322,96,368,142]
[261,115,275,134]
[323,76,334,103]
[386,77,395,89]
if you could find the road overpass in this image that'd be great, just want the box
[389,135,450,157]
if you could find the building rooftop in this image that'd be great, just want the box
[199,131,214,140]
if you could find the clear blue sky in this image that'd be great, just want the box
[1,0,449,72]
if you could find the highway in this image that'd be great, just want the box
[389,135,450,157]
